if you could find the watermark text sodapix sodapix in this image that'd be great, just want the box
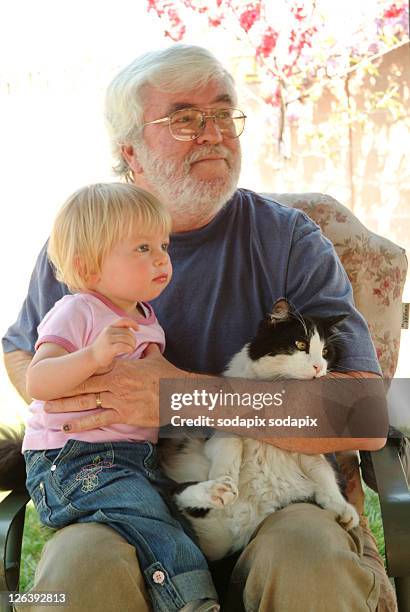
[160,378,390,438]
[170,389,284,412]
[169,390,318,430]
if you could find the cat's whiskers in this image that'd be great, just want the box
[325,331,357,346]
[325,335,345,347]
[327,330,356,338]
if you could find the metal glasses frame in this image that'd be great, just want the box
[140,107,246,141]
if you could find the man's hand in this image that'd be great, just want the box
[44,344,186,433]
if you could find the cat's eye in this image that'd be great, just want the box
[322,348,328,356]
[295,340,307,351]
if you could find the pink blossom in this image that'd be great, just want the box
[257,26,278,59]
[384,3,404,19]
[239,5,261,33]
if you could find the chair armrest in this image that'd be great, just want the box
[367,439,410,577]
[0,488,30,591]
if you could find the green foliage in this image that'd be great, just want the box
[364,485,386,562]
[19,502,54,592]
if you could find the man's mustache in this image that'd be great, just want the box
[184,145,233,170]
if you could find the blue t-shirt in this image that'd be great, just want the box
[2,189,381,375]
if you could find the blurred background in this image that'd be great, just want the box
[1,0,409,427]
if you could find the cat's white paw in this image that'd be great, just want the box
[315,494,360,530]
[337,502,360,531]
[208,476,238,508]
[174,476,238,511]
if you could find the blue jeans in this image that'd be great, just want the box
[25,440,217,611]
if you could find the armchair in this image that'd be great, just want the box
[0,192,409,612]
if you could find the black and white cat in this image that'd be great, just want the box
[160,300,359,561]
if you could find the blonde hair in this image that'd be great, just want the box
[48,183,171,292]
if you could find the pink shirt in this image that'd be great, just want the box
[22,292,165,451]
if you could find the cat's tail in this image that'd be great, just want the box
[0,427,26,490]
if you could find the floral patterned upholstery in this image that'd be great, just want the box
[267,192,408,378]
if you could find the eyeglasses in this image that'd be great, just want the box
[141,108,246,141]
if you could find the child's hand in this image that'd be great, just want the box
[90,318,139,368]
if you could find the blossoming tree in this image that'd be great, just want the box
[145,0,409,152]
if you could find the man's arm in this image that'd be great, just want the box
[264,369,387,453]
[262,435,386,454]
[6,347,384,453]
[3,350,33,404]
[42,349,387,452]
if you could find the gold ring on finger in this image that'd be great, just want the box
[95,392,103,408]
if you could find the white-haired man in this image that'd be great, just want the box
[4,45,390,611]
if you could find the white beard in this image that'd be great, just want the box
[133,141,241,228]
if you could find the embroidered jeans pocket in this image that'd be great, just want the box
[47,441,115,504]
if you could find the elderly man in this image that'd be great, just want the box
[3,45,388,612]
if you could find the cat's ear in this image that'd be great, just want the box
[321,314,348,330]
[268,299,291,324]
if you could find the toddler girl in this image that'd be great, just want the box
[23,183,219,612]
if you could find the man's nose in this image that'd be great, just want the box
[196,117,224,145]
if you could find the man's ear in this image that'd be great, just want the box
[121,144,143,175]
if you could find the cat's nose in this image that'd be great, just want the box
[313,365,321,376]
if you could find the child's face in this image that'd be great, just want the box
[92,225,172,313]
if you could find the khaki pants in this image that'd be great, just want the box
[17,503,397,612]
